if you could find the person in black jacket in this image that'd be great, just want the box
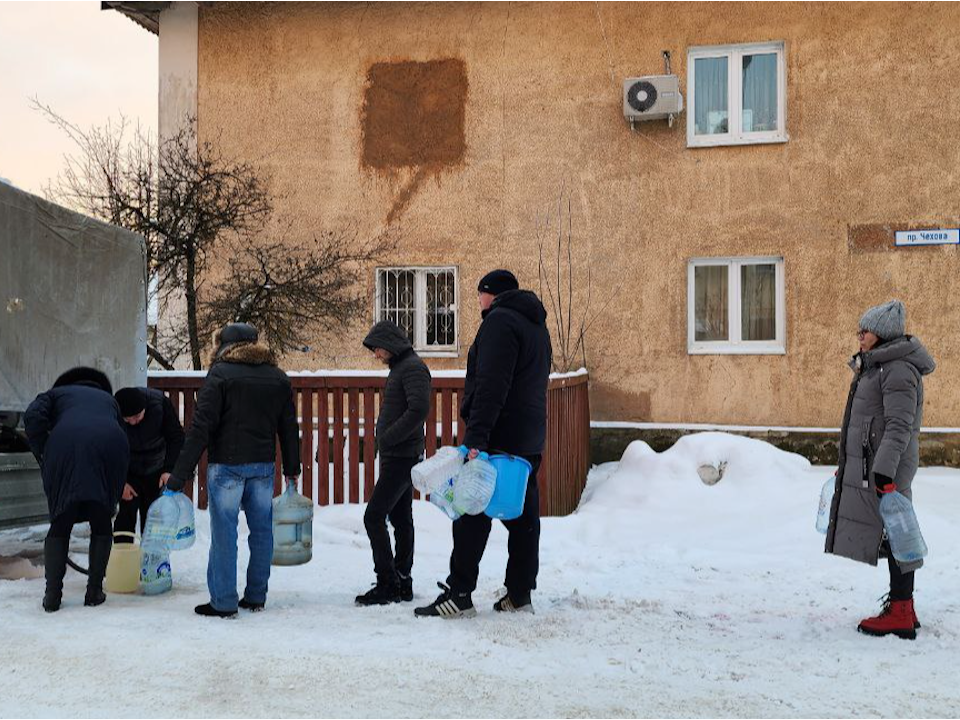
[23,367,130,612]
[166,323,301,618]
[416,270,552,618]
[113,387,185,542]
[355,321,431,606]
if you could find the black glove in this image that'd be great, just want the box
[165,475,185,493]
[874,472,896,494]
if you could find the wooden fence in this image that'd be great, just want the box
[148,371,590,517]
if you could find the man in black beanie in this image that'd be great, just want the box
[415,269,552,618]
[113,386,185,542]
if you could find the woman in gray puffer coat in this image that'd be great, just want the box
[825,300,935,640]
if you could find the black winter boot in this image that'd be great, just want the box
[355,582,401,606]
[414,582,476,618]
[43,537,69,613]
[398,574,414,602]
[84,535,112,607]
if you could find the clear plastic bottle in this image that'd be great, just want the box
[140,490,179,595]
[880,490,929,563]
[272,478,314,566]
[453,452,497,516]
[411,446,466,495]
[429,476,461,520]
[815,476,835,534]
[171,492,196,551]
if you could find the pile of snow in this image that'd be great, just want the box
[572,433,816,560]
[2,432,959,717]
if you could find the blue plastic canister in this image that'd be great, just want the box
[484,454,533,520]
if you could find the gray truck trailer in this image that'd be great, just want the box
[0,180,147,529]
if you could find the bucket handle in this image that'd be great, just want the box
[113,531,137,542]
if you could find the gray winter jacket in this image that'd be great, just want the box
[825,336,936,572]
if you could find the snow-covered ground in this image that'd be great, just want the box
[2,433,959,718]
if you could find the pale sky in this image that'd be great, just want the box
[0,1,157,195]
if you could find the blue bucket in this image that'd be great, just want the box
[485,454,533,520]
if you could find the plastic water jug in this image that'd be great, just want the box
[429,476,461,521]
[453,453,497,515]
[140,550,172,595]
[411,446,465,495]
[816,476,835,534]
[140,490,179,595]
[272,478,314,566]
[105,531,142,594]
[485,454,532,520]
[142,490,180,551]
[171,493,196,551]
[879,490,928,563]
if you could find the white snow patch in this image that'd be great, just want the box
[2,432,959,717]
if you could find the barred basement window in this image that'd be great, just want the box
[376,267,458,355]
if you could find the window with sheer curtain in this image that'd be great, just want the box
[688,42,786,147]
[688,258,785,354]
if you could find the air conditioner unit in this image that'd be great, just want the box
[623,75,683,123]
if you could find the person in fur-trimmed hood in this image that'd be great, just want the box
[168,323,301,618]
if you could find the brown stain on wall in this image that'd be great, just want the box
[361,58,468,224]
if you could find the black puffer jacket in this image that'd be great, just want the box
[24,384,129,518]
[461,289,552,455]
[170,343,300,486]
[122,387,185,476]
[363,321,432,458]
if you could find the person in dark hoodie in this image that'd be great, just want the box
[166,323,301,618]
[23,367,130,612]
[416,270,552,618]
[355,320,432,606]
[824,300,936,640]
[113,386,185,542]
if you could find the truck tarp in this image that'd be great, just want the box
[0,181,147,412]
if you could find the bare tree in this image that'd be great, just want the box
[38,103,268,368]
[536,183,619,372]
[199,228,396,356]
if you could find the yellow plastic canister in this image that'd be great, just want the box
[104,531,142,594]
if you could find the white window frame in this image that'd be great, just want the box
[687,41,788,148]
[687,256,786,355]
[375,266,459,357]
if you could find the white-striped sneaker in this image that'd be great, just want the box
[414,582,477,618]
[493,592,534,613]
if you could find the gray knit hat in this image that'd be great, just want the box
[859,300,906,340]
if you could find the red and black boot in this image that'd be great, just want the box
[857,595,917,640]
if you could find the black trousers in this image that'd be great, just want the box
[364,455,417,586]
[885,542,915,601]
[447,454,541,596]
[114,472,162,542]
[48,501,113,539]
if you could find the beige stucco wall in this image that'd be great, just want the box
[194,1,960,427]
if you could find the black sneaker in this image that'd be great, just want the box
[493,591,534,614]
[414,582,476,618]
[398,575,414,602]
[239,598,265,612]
[194,603,238,619]
[355,583,401,606]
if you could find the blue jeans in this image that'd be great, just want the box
[207,462,275,611]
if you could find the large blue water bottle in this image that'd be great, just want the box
[272,478,314,566]
[879,490,928,563]
[171,492,196,551]
[140,490,179,595]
